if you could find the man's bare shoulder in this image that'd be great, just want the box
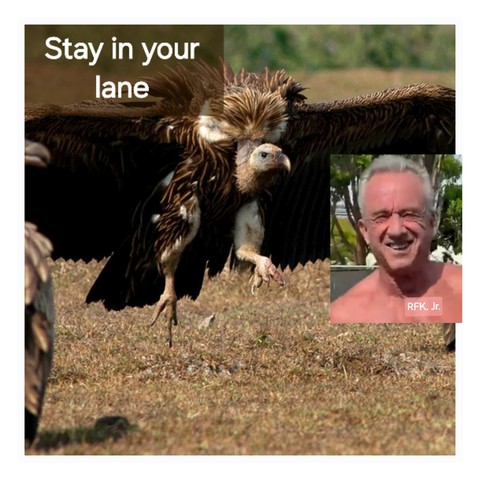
[330,272,378,323]
[439,262,462,291]
[442,262,462,277]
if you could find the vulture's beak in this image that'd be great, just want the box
[276,152,291,175]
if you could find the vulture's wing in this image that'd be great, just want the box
[263,84,455,269]
[25,220,55,444]
[25,102,185,261]
[25,141,55,444]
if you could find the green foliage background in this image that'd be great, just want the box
[224,25,455,72]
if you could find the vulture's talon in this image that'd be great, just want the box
[150,293,178,347]
[251,258,285,294]
[251,267,265,293]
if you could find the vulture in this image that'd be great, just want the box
[443,323,456,352]
[25,62,455,346]
[25,140,55,444]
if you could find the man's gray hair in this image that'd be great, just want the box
[358,155,435,217]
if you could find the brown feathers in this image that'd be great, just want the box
[25,222,52,305]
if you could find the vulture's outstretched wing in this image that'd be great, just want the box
[283,83,454,156]
[262,83,455,269]
[26,102,185,262]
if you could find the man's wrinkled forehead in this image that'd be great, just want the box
[363,171,428,215]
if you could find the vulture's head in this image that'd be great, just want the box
[235,141,291,195]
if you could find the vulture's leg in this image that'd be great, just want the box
[149,190,201,347]
[150,263,177,348]
[234,200,286,294]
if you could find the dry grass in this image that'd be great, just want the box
[26,259,455,455]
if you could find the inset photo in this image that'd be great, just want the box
[330,154,462,324]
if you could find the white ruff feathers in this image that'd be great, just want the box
[197,115,230,143]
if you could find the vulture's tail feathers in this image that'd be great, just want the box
[86,237,165,310]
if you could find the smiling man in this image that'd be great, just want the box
[330,155,462,323]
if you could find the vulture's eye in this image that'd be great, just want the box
[260,152,268,159]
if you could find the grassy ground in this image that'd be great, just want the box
[26,258,455,455]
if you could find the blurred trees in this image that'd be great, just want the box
[224,25,455,73]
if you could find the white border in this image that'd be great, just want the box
[5,2,478,479]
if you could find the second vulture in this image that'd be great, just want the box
[25,62,455,345]
[25,140,55,444]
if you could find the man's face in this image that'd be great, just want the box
[359,171,435,275]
